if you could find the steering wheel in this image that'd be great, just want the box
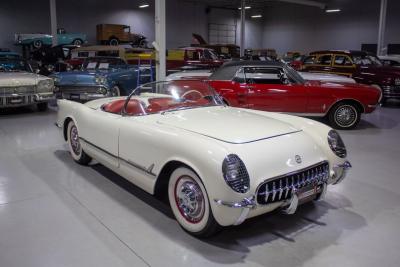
[181,90,205,101]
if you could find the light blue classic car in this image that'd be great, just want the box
[50,56,154,101]
[15,28,87,49]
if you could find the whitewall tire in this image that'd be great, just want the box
[67,121,91,165]
[168,167,220,237]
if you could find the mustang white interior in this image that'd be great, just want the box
[56,80,351,237]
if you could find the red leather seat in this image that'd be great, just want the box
[103,99,145,116]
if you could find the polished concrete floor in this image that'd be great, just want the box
[1,103,400,267]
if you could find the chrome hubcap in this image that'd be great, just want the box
[70,125,81,156]
[175,176,205,223]
[111,87,120,96]
[335,105,357,127]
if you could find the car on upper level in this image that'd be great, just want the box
[15,28,87,49]
[56,80,351,237]
[50,56,154,101]
[0,58,54,110]
[207,61,381,130]
[96,24,148,47]
[301,50,400,104]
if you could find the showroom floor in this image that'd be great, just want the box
[0,103,400,267]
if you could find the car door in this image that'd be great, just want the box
[331,54,356,77]
[306,54,333,74]
[243,66,308,113]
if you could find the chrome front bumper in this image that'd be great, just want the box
[214,161,351,226]
[0,92,54,108]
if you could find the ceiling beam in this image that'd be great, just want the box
[276,0,326,9]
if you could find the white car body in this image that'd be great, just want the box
[0,72,54,108]
[56,86,351,232]
[166,70,356,83]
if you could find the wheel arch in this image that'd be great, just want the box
[326,98,365,115]
[63,117,75,141]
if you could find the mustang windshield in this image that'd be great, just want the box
[124,80,223,116]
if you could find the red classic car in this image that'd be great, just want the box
[207,61,381,129]
[301,50,400,104]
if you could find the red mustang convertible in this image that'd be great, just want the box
[207,61,381,129]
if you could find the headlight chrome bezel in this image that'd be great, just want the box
[37,79,54,93]
[222,154,250,193]
[327,130,347,158]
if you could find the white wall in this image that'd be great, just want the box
[261,0,400,55]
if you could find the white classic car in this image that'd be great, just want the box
[56,80,351,237]
[166,69,356,83]
[0,59,54,110]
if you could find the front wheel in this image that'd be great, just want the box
[37,102,48,112]
[32,40,43,49]
[110,85,121,96]
[168,167,220,237]
[109,38,119,46]
[328,102,361,130]
[67,121,92,165]
[72,39,83,45]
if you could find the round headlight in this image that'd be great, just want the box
[327,130,347,158]
[222,154,250,193]
[37,79,54,92]
[97,87,107,95]
[95,76,101,84]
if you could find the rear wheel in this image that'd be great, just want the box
[67,121,92,165]
[32,40,43,49]
[168,167,220,237]
[72,39,83,45]
[328,102,361,130]
[37,102,48,112]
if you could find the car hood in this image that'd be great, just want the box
[156,106,301,144]
[53,70,108,85]
[0,72,47,86]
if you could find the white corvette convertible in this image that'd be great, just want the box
[56,80,351,237]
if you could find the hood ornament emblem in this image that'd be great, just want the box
[295,155,302,164]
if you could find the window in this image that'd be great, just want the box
[96,50,120,57]
[78,52,89,58]
[186,50,200,60]
[303,56,315,65]
[334,55,353,66]
[123,26,130,33]
[243,67,286,84]
[316,55,332,66]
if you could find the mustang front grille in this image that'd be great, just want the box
[256,161,329,205]
[57,86,102,94]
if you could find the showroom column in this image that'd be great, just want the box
[377,0,387,56]
[155,0,166,80]
[49,0,58,46]
[240,0,245,57]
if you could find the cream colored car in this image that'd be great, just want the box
[0,61,54,110]
[56,80,351,237]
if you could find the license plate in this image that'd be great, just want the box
[297,184,317,200]
[10,97,23,104]
[70,94,80,100]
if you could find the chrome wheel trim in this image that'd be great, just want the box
[73,39,82,45]
[174,175,205,224]
[111,86,121,96]
[334,105,358,128]
[69,125,81,156]
[110,39,118,46]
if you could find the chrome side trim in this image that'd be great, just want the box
[79,137,156,177]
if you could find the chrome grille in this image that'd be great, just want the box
[57,85,101,94]
[256,161,329,205]
[0,86,36,95]
[382,85,400,97]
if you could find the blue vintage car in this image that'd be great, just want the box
[0,49,22,60]
[15,28,87,49]
[51,56,154,101]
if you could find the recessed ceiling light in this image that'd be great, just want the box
[325,9,341,13]
[251,14,262,18]
[238,6,251,10]
[139,4,149,8]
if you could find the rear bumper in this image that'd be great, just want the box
[0,92,54,108]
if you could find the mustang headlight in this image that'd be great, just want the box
[222,154,250,193]
[327,130,347,158]
[37,79,54,93]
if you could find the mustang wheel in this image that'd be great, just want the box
[67,121,92,165]
[168,167,220,237]
[33,40,43,49]
[328,102,360,130]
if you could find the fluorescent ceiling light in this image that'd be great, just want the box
[325,9,341,13]
[139,4,149,8]
[251,14,262,18]
[238,6,251,10]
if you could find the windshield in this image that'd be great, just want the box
[285,65,306,84]
[82,57,123,70]
[204,49,219,61]
[0,59,32,72]
[123,80,223,116]
[352,55,383,66]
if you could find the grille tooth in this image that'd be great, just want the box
[256,162,329,205]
